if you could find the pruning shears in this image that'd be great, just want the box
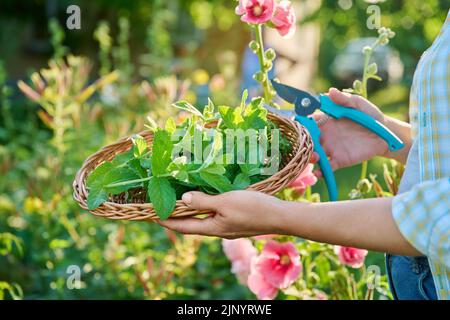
[266,80,404,201]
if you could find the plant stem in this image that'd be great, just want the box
[361,52,371,99]
[305,186,312,202]
[106,176,153,188]
[360,161,368,181]
[105,173,172,189]
[254,24,273,103]
[359,39,379,180]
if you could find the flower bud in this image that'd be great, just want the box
[249,40,260,52]
[362,46,372,55]
[367,63,378,75]
[353,80,362,92]
[378,34,389,45]
[357,179,372,194]
[265,48,276,60]
[264,60,273,71]
[388,29,396,38]
[253,71,266,83]
[269,88,277,97]
[377,27,387,35]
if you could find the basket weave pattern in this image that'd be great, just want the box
[73,113,313,221]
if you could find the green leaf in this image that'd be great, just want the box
[145,115,158,132]
[87,163,141,210]
[167,156,188,169]
[148,177,176,220]
[197,129,223,171]
[233,172,251,190]
[249,96,264,110]
[49,239,71,250]
[369,74,383,81]
[240,163,261,177]
[140,157,152,170]
[0,233,23,257]
[173,170,189,182]
[240,89,249,109]
[151,129,174,176]
[242,98,268,129]
[367,62,378,75]
[314,255,331,285]
[201,163,226,175]
[128,158,147,178]
[87,188,109,210]
[111,149,134,167]
[165,117,177,134]
[199,172,234,193]
[103,167,141,194]
[87,162,114,189]
[167,156,189,183]
[173,118,193,154]
[172,101,203,118]
[219,105,243,129]
[204,98,215,118]
[132,135,148,158]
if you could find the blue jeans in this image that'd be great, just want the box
[386,254,438,300]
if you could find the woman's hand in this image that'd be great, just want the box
[158,190,421,257]
[158,190,292,238]
[312,88,390,175]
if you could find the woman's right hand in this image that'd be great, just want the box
[311,88,390,176]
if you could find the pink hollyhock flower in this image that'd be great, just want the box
[222,239,257,284]
[271,0,296,38]
[254,241,302,289]
[235,0,275,24]
[334,246,368,269]
[289,164,317,194]
[247,261,279,300]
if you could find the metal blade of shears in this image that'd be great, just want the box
[263,104,296,119]
[270,80,321,117]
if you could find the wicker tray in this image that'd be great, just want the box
[73,113,313,221]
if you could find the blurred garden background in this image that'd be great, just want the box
[0,0,448,299]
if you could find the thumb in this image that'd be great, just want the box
[182,191,219,211]
[328,87,359,109]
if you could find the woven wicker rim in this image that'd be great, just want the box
[73,113,313,221]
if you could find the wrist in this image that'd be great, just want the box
[380,115,412,163]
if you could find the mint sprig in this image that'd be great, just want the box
[86,93,291,220]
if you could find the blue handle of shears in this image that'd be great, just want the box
[295,116,338,202]
[319,95,404,152]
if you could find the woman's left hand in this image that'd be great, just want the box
[157,191,291,238]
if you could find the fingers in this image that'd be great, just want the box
[311,152,339,178]
[157,191,221,236]
[328,87,359,109]
[311,111,328,123]
[158,216,217,236]
[182,191,220,211]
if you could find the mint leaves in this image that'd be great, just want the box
[85,94,291,220]
[147,177,176,220]
[151,129,174,176]
[86,162,141,210]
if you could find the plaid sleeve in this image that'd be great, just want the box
[392,178,450,267]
